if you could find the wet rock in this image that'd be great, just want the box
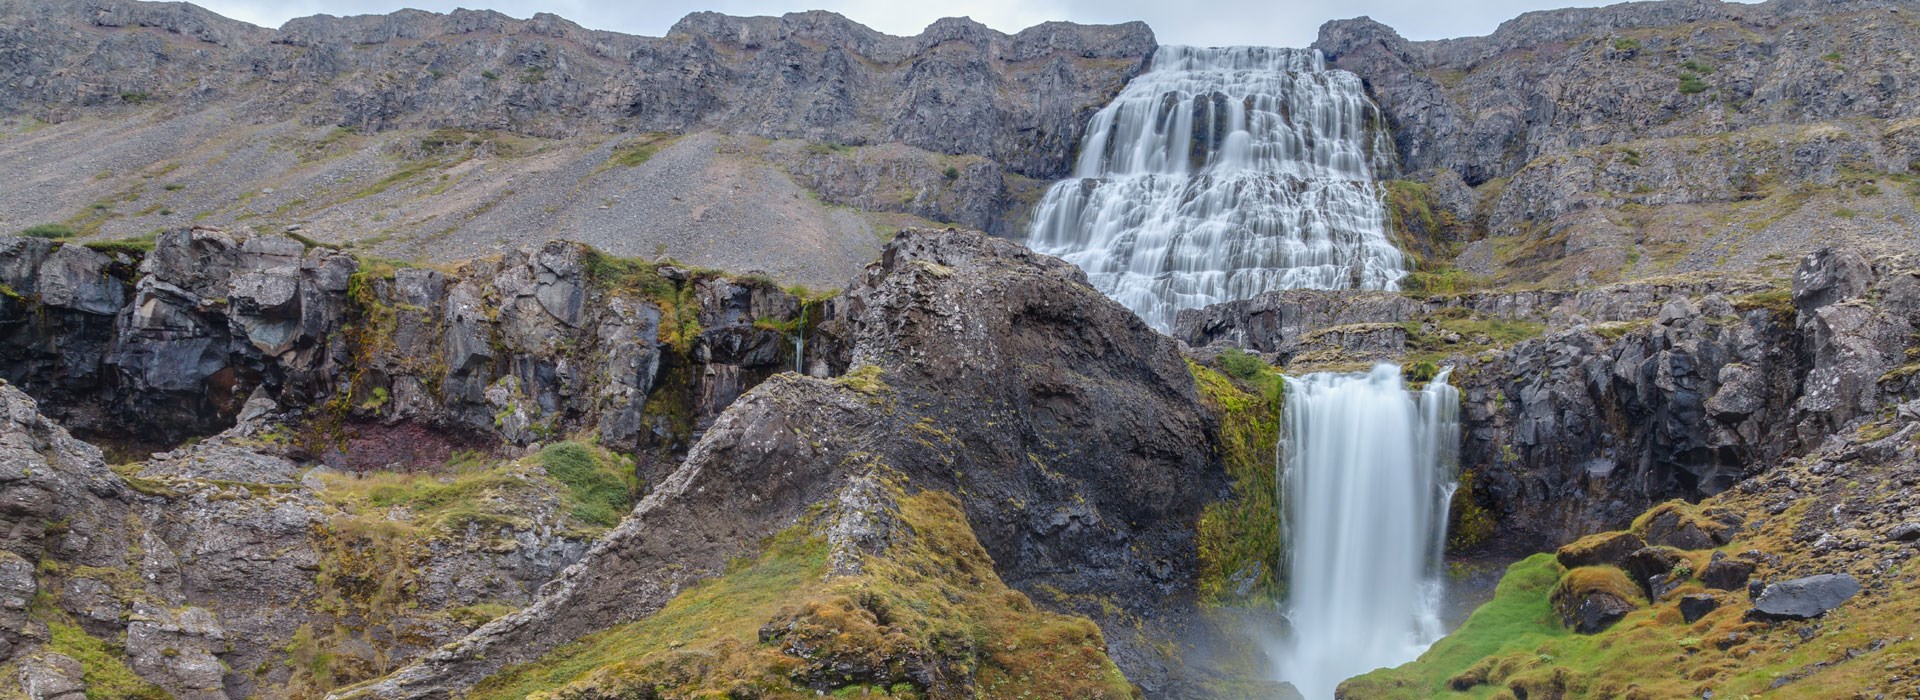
[1679,593,1719,623]
[1747,573,1862,621]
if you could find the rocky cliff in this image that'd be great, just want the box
[0,0,1150,285]
[1317,0,1920,287]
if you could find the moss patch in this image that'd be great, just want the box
[471,489,1135,700]
[1189,361,1283,606]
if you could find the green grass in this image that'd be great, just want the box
[1679,72,1709,94]
[1612,38,1641,52]
[1340,554,1569,697]
[538,442,640,528]
[468,525,831,700]
[18,223,75,239]
[84,232,159,256]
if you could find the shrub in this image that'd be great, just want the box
[1678,72,1708,94]
[1216,347,1268,381]
[942,166,959,180]
[18,223,75,239]
[539,443,637,528]
[1612,38,1641,52]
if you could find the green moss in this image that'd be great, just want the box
[837,365,889,395]
[34,595,171,699]
[1189,361,1283,606]
[596,133,678,173]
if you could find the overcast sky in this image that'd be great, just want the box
[189,0,1741,48]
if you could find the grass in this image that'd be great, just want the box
[468,489,1136,699]
[82,232,161,256]
[18,223,75,239]
[538,442,640,528]
[595,132,678,173]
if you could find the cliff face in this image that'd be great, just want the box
[1317,0,1920,287]
[1179,247,1920,553]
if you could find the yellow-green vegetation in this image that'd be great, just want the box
[83,232,159,256]
[1550,566,1646,612]
[579,247,704,353]
[536,442,642,527]
[595,132,678,173]
[31,594,171,699]
[1348,455,1920,700]
[1189,360,1284,606]
[18,223,75,239]
[1402,307,1546,365]
[288,444,634,697]
[1447,468,1498,551]
[471,489,1136,700]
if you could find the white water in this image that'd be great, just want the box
[1027,46,1406,331]
[1276,364,1460,699]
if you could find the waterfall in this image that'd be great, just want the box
[1275,364,1460,699]
[1027,46,1406,332]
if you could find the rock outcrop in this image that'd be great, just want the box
[339,228,1228,698]
[0,229,815,476]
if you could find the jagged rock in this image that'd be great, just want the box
[0,231,820,469]
[1888,522,1920,542]
[1679,593,1719,623]
[1747,573,1862,621]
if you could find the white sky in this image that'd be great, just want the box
[188,0,1757,48]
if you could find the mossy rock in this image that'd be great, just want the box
[1550,566,1644,634]
[1554,531,1646,570]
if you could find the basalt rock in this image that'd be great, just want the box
[1181,248,1920,552]
[0,230,819,470]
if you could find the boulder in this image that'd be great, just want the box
[1887,522,1920,543]
[1556,531,1646,570]
[1679,593,1719,624]
[1622,547,1685,597]
[1747,574,1861,621]
[1552,567,1643,634]
[1700,552,1755,591]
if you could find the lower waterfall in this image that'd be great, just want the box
[1275,364,1460,699]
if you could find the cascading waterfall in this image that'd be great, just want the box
[1275,364,1460,699]
[1027,46,1406,331]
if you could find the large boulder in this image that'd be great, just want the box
[1747,573,1861,621]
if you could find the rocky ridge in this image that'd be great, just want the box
[0,0,1150,281]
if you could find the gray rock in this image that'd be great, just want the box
[1701,552,1755,591]
[1679,593,1719,624]
[1747,573,1862,621]
[1888,522,1920,542]
[18,652,87,700]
